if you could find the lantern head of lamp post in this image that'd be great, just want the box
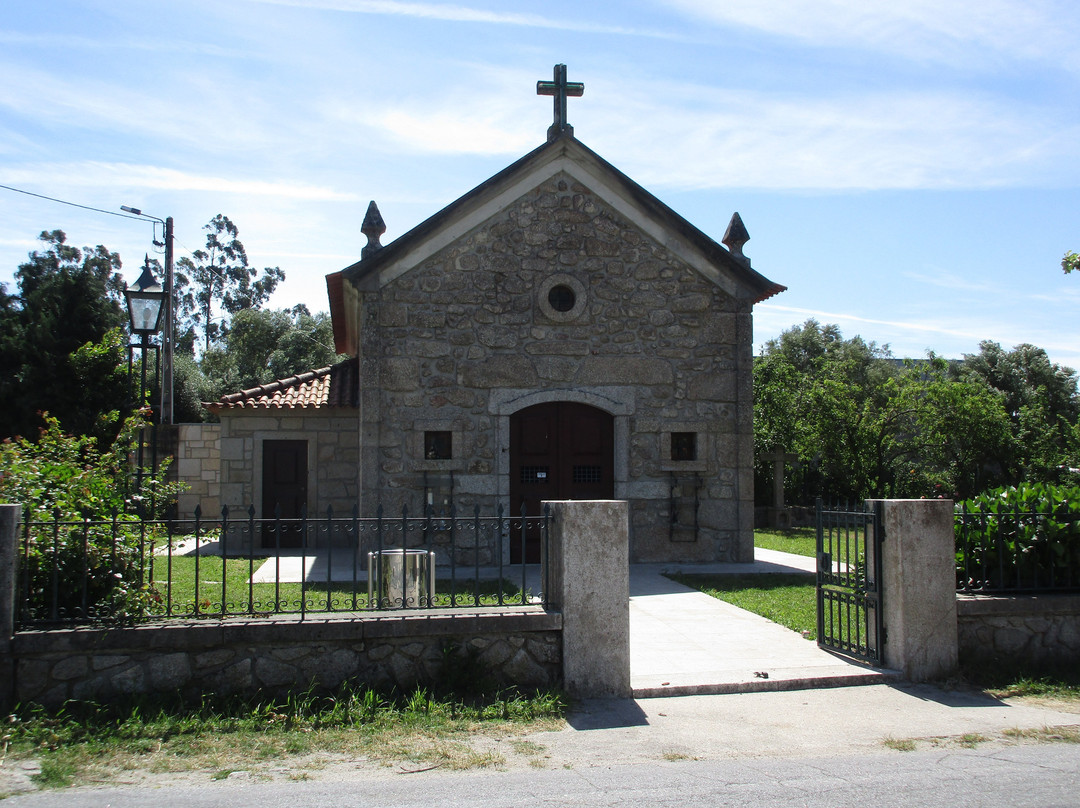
[125,257,165,339]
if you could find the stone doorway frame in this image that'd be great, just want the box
[490,387,634,561]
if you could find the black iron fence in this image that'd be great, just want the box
[15,504,551,629]
[955,505,1080,594]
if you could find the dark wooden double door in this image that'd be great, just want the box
[509,402,614,563]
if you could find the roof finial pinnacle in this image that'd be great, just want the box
[722,212,750,265]
[361,200,386,259]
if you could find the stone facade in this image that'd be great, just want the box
[216,409,359,538]
[352,173,757,563]
[172,423,221,518]
[957,595,1080,669]
[12,611,561,707]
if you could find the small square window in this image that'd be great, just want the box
[424,431,452,460]
[671,432,697,462]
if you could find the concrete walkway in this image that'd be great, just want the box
[629,548,900,698]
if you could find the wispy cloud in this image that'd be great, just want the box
[250,0,680,38]
[320,66,1079,190]
[587,80,1080,190]
[663,0,1077,70]
[4,163,359,202]
[758,303,992,343]
[0,31,248,59]
[755,301,1080,368]
[0,63,252,153]
[901,271,1003,295]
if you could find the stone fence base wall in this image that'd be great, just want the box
[12,610,561,708]
[957,595,1080,669]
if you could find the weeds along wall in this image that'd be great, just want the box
[9,611,561,708]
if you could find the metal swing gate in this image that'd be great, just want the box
[816,499,884,664]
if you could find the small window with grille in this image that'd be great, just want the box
[671,432,697,462]
[424,430,452,460]
[520,466,550,484]
[573,465,602,484]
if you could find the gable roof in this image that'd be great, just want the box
[205,357,359,413]
[326,133,785,354]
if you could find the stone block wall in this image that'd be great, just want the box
[357,173,755,563]
[216,409,360,546]
[957,595,1080,669]
[172,424,221,519]
[12,611,561,707]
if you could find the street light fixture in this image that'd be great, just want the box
[125,259,165,337]
[121,206,175,425]
[124,257,166,499]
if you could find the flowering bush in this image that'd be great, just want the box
[0,412,185,622]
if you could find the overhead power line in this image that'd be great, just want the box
[0,183,148,222]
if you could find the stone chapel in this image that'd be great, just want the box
[202,66,785,564]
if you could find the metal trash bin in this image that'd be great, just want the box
[368,549,435,608]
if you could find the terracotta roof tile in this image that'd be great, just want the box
[205,357,359,412]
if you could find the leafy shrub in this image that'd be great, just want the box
[0,412,184,622]
[955,483,1080,592]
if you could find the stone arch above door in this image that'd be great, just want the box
[490,386,633,505]
[489,386,635,418]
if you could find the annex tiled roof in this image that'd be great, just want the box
[205,357,359,412]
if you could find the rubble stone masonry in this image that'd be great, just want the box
[357,173,755,562]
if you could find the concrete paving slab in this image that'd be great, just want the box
[627,563,897,697]
[531,683,1080,764]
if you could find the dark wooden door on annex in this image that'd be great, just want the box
[261,439,307,548]
[509,402,614,563]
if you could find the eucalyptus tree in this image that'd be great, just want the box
[175,215,284,353]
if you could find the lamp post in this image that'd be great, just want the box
[121,206,174,425]
[124,257,166,497]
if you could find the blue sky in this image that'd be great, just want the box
[2,0,1079,369]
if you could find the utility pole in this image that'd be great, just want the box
[163,216,174,425]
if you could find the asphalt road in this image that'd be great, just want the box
[3,743,1079,808]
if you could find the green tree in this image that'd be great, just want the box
[0,231,128,442]
[1062,251,1078,274]
[189,307,345,417]
[754,322,1022,503]
[888,358,1013,499]
[171,353,219,424]
[957,341,1080,484]
[175,215,284,353]
[754,320,898,503]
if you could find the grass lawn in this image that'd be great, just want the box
[666,572,818,640]
[3,686,566,792]
[144,556,526,616]
[753,526,816,557]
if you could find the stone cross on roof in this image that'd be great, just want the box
[537,63,584,142]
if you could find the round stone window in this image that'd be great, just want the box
[548,284,576,312]
[538,274,587,322]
